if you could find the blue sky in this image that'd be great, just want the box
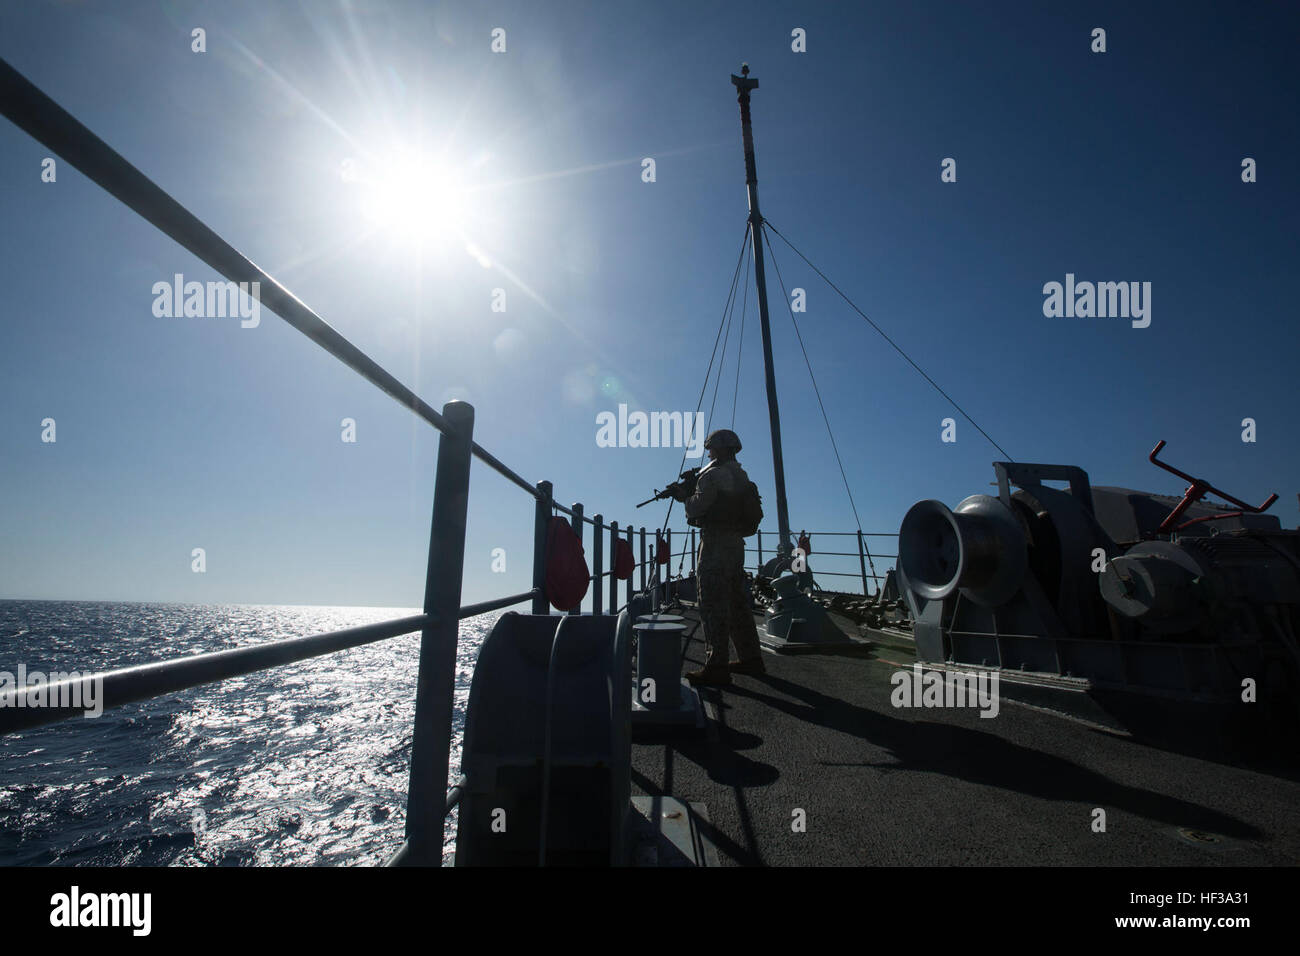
[1,0,1296,608]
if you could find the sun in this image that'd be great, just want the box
[356,151,470,245]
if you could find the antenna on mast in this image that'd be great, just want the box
[730,63,792,561]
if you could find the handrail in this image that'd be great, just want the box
[755,530,899,537]
[747,549,898,559]
[458,590,541,619]
[792,569,888,580]
[747,529,900,596]
[746,550,898,560]
[0,613,429,735]
[0,590,546,737]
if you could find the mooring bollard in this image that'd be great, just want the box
[633,620,686,710]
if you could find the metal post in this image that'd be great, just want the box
[569,503,583,615]
[732,65,792,560]
[857,530,870,598]
[690,527,696,574]
[663,528,672,610]
[626,526,634,608]
[592,514,603,615]
[639,527,647,592]
[401,401,475,866]
[610,520,619,612]
[532,480,552,614]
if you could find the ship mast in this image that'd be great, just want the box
[731,64,792,559]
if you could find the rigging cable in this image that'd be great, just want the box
[680,240,750,581]
[762,222,877,584]
[656,220,753,572]
[730,237,751,428]
[763,219,1015,462]
[703,258,741,443]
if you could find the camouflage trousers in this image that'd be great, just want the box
[697,531,762,668]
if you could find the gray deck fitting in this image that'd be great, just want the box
[631,679,706,732]
[628,796,721,867]
[759,630,872,654]
[912,660,1136,734]
[759,612,872,654]
[758,589,870,653]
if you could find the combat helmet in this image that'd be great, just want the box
[704,429,742,453]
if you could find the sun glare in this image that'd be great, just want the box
[357,153,469,244]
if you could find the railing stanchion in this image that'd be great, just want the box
[569,503,584,615]
[857,530,870,598]
[664,528,672,608]
[401,400,475,866]
[690,527,696,574]
[610,520,620,612]
[639,527,647,592]
[626,526,634,608]
[592,514,603,616]
[532,480,552,614]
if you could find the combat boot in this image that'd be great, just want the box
[685,665,731,686]
[728,656,766,676]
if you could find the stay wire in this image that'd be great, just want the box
[762,223,876,582]
[730,239,752,428]
[657,219,752,566]
[689,238,754,579]
[763,219,1015,463]
[685,250,743,580]
[703,267,739,443]
[670,220,752,577]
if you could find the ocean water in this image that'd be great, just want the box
[0,600,498,866]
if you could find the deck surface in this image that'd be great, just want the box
[629,607,1300,866]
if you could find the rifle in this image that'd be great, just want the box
[635,467,701,508]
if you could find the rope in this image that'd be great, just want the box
[763,219,1014,462]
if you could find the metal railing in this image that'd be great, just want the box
[751,529,899,596]
[0,57,676,866]
[0,57,901,865]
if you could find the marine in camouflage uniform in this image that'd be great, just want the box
[671,429,764,685]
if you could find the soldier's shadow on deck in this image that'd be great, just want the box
[637,708,779,788]
[632,709,778,866]
[722,673,1264,840]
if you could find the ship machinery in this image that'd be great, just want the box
[893,444,1298,735]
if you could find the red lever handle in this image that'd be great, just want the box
[1148,440,1277,534]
